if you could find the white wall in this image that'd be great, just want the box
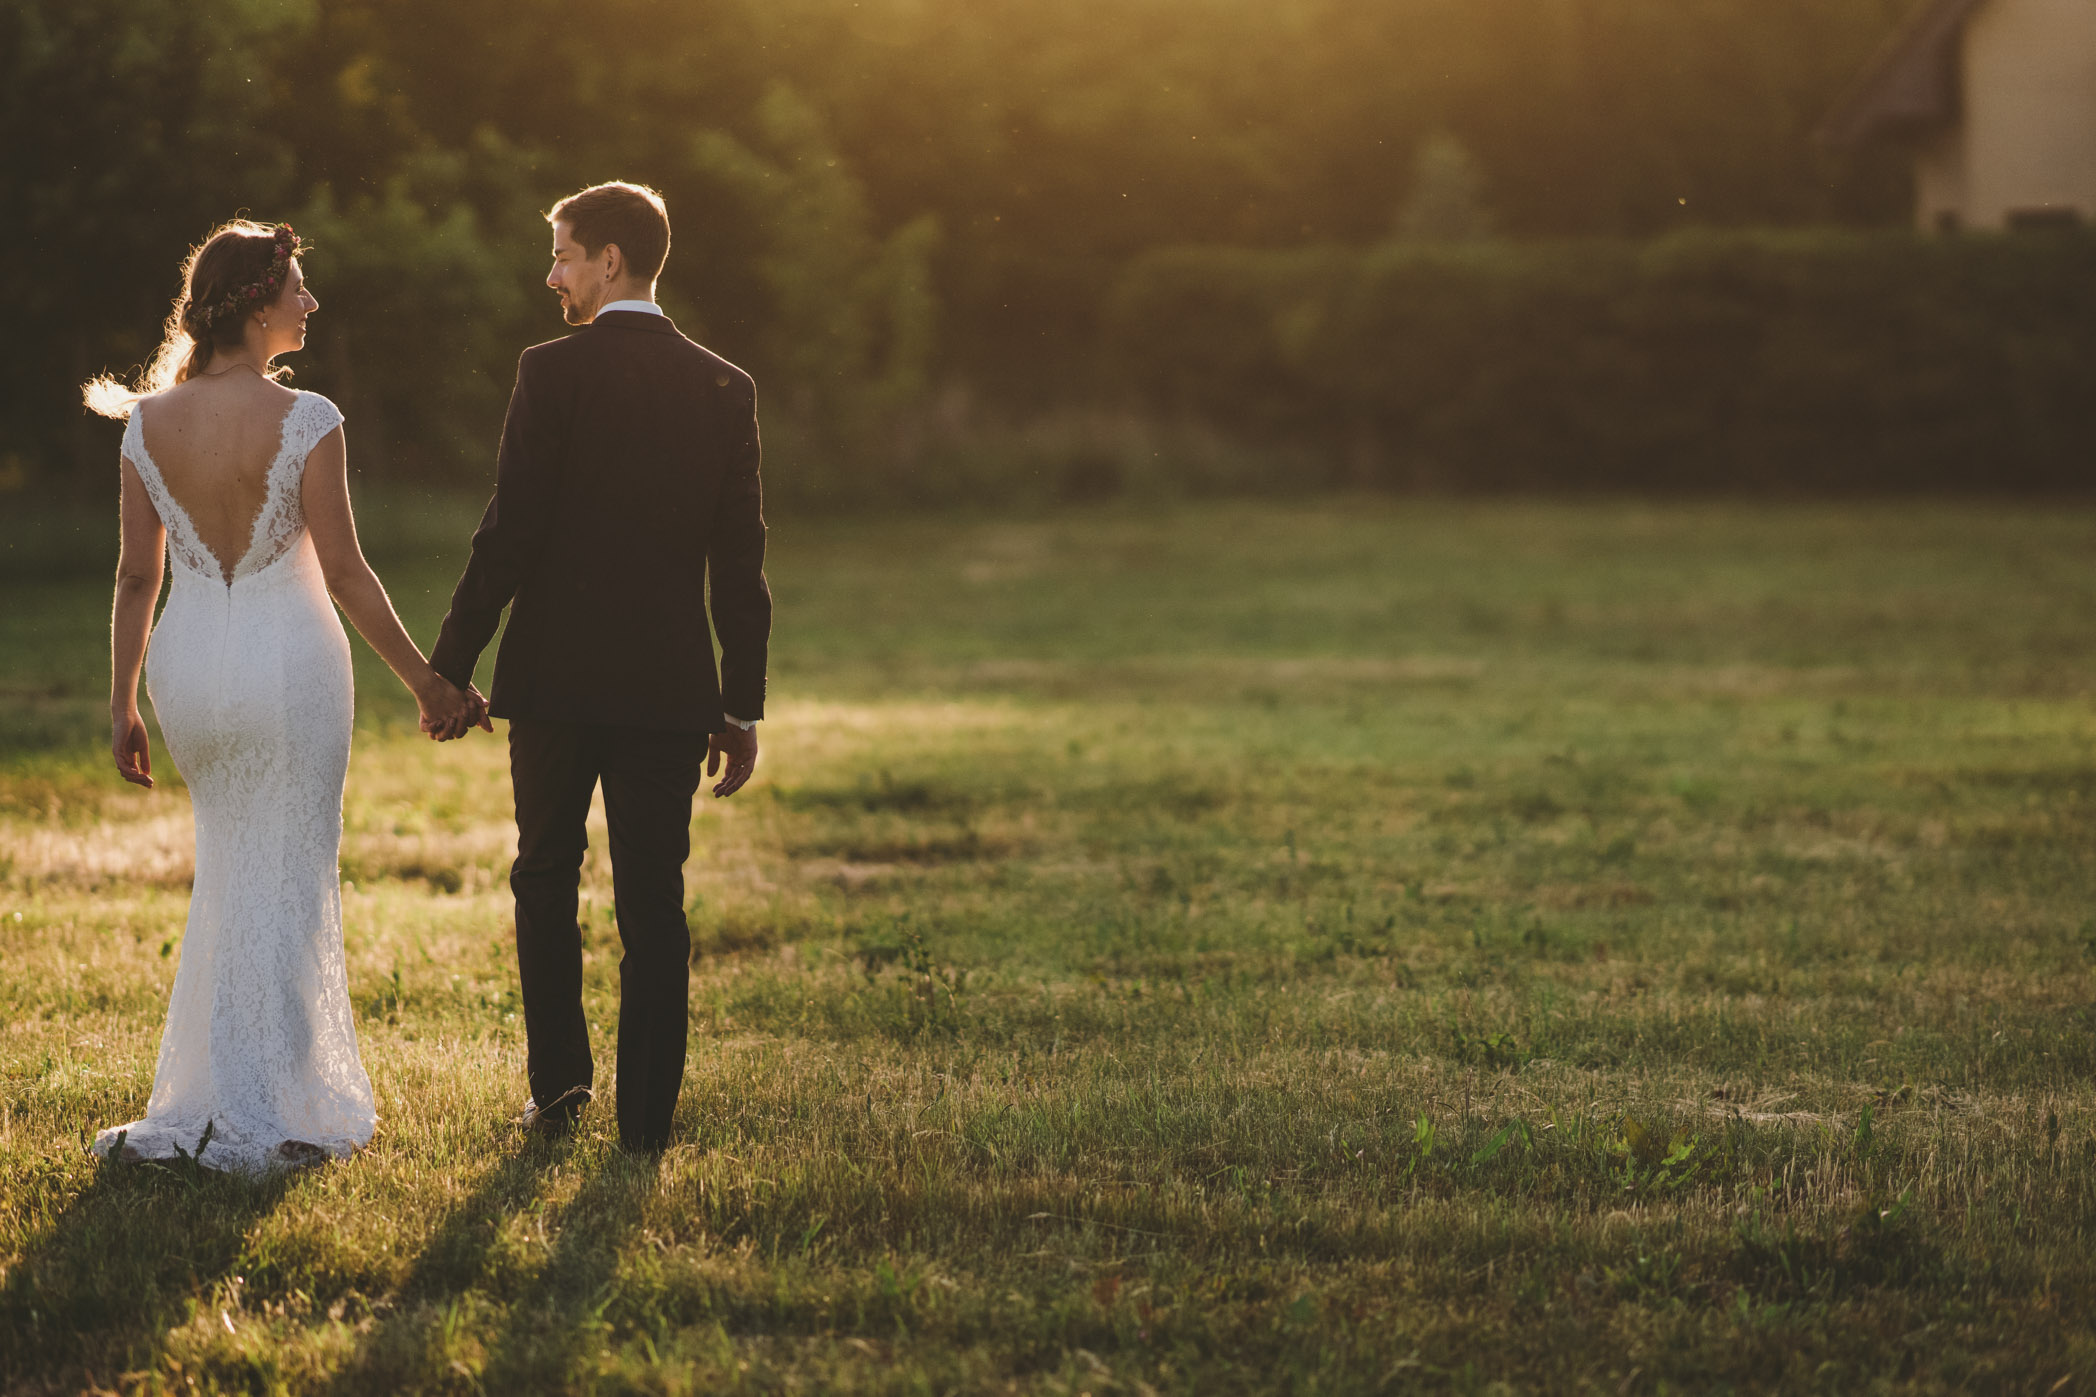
[1924,0,2096,230]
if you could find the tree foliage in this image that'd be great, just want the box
[8,0,1919,491]
[1107,230,2096,492]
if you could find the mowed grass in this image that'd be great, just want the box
[4,498,2096,1394]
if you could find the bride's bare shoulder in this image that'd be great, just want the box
[149,373,301,421]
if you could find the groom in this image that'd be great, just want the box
[430,181,771,1154]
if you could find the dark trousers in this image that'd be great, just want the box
[508,718,707,1151]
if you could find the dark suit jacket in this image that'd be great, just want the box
[430,311,771,732]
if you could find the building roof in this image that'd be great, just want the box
[1818,0,1989,147]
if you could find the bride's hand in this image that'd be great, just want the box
[416,675,477,741]
[112,708,153,789]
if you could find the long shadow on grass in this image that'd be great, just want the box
[477,1148,660,1388]
[0,1152,292,1391]
[320,1134,574,1393]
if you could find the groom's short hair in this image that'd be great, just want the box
[548,182,671,283]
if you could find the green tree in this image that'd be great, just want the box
[292,131,546,479]
[5,0,312,486]
[691,84,941,450]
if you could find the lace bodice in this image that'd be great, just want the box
[122,392,344,585]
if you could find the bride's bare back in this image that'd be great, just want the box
[136,370,303,583]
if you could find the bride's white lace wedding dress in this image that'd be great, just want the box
[94,390,377,1175]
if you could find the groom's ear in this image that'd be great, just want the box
[599,242,624,280]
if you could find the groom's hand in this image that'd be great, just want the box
[425,684,493,742]
[707,725,758,798]
[417,677,488,742]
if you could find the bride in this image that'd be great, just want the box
[82,220,486,1174]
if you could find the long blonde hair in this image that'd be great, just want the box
[82,220,295,420]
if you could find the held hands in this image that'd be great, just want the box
[417,675,492,742]
[707,724,758,798]
[112,708,153,789]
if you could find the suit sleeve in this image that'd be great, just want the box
[708,378,772,721]
[431,349,568,688]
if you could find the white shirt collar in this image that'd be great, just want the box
[597,299,664,318]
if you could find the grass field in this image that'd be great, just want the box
[4,498,2096,1394]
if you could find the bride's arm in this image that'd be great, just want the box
[303,426,485,739]
[111,455,165,788]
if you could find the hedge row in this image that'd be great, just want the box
[1102,231,2096,491]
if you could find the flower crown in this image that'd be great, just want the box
[190,224,302,331]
